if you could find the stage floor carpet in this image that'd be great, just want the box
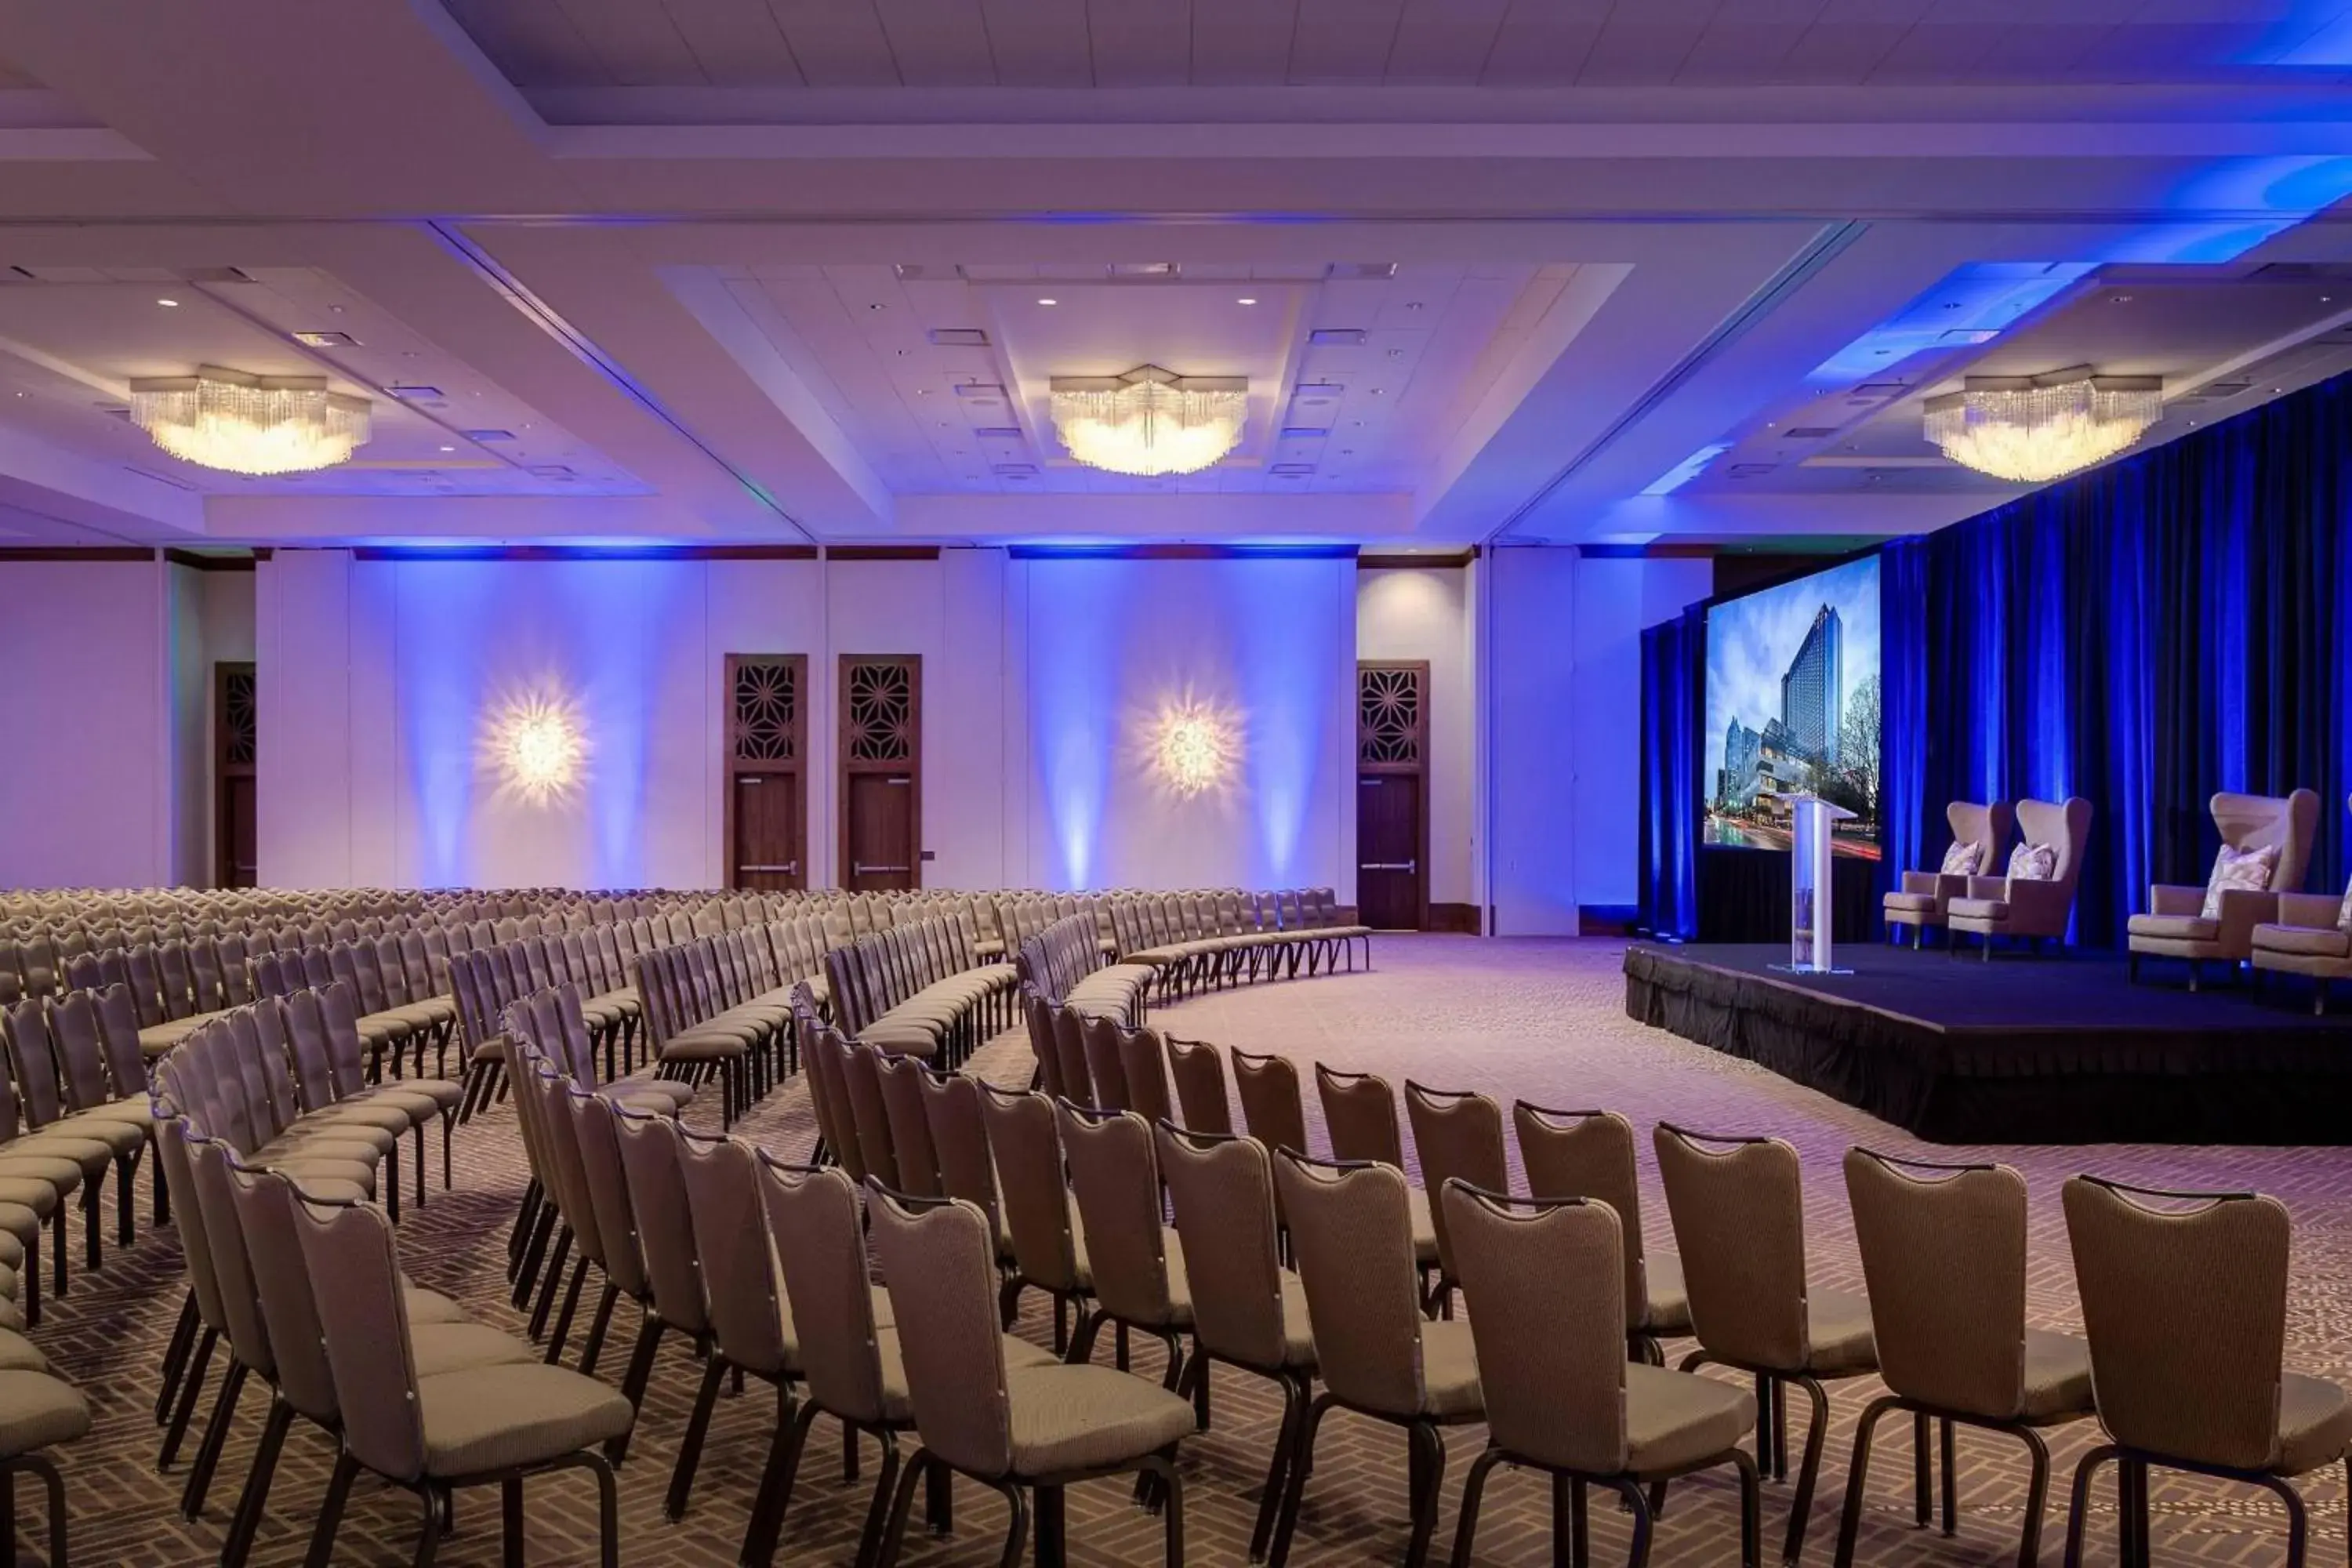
[1626,942,2352,1144]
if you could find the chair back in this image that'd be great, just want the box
[292,1193,428,1482]
[1515,1105,1651,1333]
[1844,1149,2030,1420]
[1077,1013,1133,1112]
[868,1185,1014,1479]
[676,1131,793,1377]
[977,1083,1082,1294]
[919,1069,1004,1237]
[186,1133,278,1378]
[1947,800,2015,872]
[1120,1027,1174,1127]
[568,1086,649,1300]
[1272,1150,1424,1417]
[1316,1065,1404,1167]
[760,1156,887,1424]
[1404,1081,1508,1279]
[610,1105,711,1338]
[800,1019,862,1181]
[838,1040,902,1190]
[1232,1048,1309,1157]
[873,1052,942,1197]
[1444,1184,1628,1473]
[226,1164,340,1422]
[1653,1123,1811,1372]
[1159,1124,1295,1373]
[2062,1176,2291,1471]
[2210,789,2321,891]
[2014,797,2096,892]
[1059,1104,1177,1327]
[1166,1036,1233,1134]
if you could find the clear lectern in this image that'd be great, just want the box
[1778,793,1857,975]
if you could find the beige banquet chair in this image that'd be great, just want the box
[1945,797,2096,959]
[1882,800,2013,949]
[2060,1176,2352,1568]
[1834,1149,2095,1568]
[1653,1124,1877,1568]
[1444,1183,1759,1568]
[1513,1104,1691,1362]
[2128,788,2320,989]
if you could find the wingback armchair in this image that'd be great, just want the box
[1944,797,2095,959]
[1882,800,2013,949]
[2251,797,2352,1014]
[2128,789,2320,990]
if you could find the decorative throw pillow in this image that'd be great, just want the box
[1939,840,1984,877]
[2339,882,2352,932]
[2007,842,2057,882]
[2202,843,2280,920]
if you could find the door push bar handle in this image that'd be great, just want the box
[855,862,912,875]
[739,863,800,874]
[1360,861,1417,873]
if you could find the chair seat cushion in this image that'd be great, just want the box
[2127,913,2221,944]
[1803,1288,1877,1377]
[2020,1329,2095,1423]
[1418,1318,1484,1417]
[2253,924,2352,960]
[2278,1371,2352,1476]
[1004,1362,1198,1475]
[1882,892,1941,916]
[1645,1251,1693,1337]
[1946,897,2010,924]
[0,1330,46,1375]
[1624,1361,1757,1475]
[0,1370,89,1458]
[402,1281,469,1325]
[412,1322,540,1378]
[418,1363,635,1478]
[50,1112,145,1156]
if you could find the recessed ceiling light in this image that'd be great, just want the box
[156,298,180,307]
[868,303,885,311]
[438,445,455,452]
[292,330,358,348]
[1236,297,1257,306]
[1037,297,1058,306]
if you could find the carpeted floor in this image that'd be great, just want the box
[38,935,2352,1565]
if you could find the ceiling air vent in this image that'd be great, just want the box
[1308,328,1367,347]
[1106,263,1178,278]
[386,385,444,401]
[461,428,514,442]
[2200,379,2252,398]
[291,331,358,348]
[1784,426,1838,439]
[1728,463,1780,478]
[1279,426,1330,440]
[177,267,255,284]
[992,463,1037,477]
[974,426,1022,440]
[926,329,991,348]
[527,464,575,481]
[1329,263,1398,280]
[953,382,1006,401]
[1270,463,1316,476]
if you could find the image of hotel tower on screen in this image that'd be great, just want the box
[1715,602,1842,818]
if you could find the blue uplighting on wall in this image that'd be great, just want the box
[1231,562,1333,884]
[1025,562,1131,889]
[401,562,492,886]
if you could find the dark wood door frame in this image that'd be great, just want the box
[214,661,257,888]
[724,653,808,890]
[838,654,923,891]
[1357,659,1431,931]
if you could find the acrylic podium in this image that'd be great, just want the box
[1777,793,1857,975]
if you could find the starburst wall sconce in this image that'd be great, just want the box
[485,691,589,806]
[1147,696,1240,799]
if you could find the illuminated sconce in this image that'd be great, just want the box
[1148,696,1240,799]
[485,691,588,806]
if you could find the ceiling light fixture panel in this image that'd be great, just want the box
[1049,365,1247,477]
[129,365,371,475]
[1924,366,2161,484]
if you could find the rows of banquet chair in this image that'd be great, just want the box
[477,959,2352,1568]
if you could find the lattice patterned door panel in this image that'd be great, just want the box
[725,655,808,890]
[839,655,921,891]
[1357,661,1429,930]
[215,662,257,887]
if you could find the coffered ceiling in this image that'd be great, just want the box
[2,0,2352,550]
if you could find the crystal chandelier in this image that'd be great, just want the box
[129,365,372,476]
[1922,367,2161,484]
[1049,365,1247,477]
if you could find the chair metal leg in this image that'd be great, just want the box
[1405,1421,1447,1568]
[527,1227,572,1341]
[2060,1446,2116,1568]
[2016,1426,2051,1568]
[1446,1446,1503,1568]
[181,1358,249,1518]
[1941,1417,1958,1536]
[1733,1447,1762,1568]
[664,1354,726,1520]
[578,1280,619,1377]
[1614,1477,1656,1568]
[869,1450,929,1568]
[545,1255,588,1365]
[1780,1374,1830,1567]
[607,1311,662,1463]
[304,1451,360,1568]
[412,1480,442,1568]
[221,1393,296,1568]
[156,1290,198,1425]
[1269,1395,1332,1568]
[1834,1396,1897,1568]
[1248,1373,1304,1563]
[501,1476,524,1568]
[1912,1410,1931,1526]
[160,1326,217,1471]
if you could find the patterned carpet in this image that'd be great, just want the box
[34,935,2352,1566]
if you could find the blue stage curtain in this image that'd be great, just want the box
[1877,536,1930,923]
[1911,370,2352,947]
[1637,604,1704,938]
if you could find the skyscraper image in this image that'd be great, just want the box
[1778,602,1843,765]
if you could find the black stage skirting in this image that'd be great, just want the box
[1623,943,2352,1145]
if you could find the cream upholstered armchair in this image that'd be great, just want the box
[1882,800,2013,949]
[1944,797,2095,960]
[2128,789,2320,990]
[2250,794,2352,1013]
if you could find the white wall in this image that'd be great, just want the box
[1570,553,1711,911]
[1357,564,1479,910]
[1483,546,1581,934]
[165,565,256,887]
[0,558,172,888]
[255,548,1357,896]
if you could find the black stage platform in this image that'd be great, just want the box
[1623,943,2352,1145]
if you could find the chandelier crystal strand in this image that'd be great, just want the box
[1051,366,1247,477]
[1923,371,2161,485]
[129,366,372,476]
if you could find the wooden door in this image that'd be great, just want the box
[215,662,257,888]
[1357,772,1423,929]
[844,772,916,891]
[840,655,922,891]
[730,772,804,891]
[1356,661,1429,931]
[724,655,808,890]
